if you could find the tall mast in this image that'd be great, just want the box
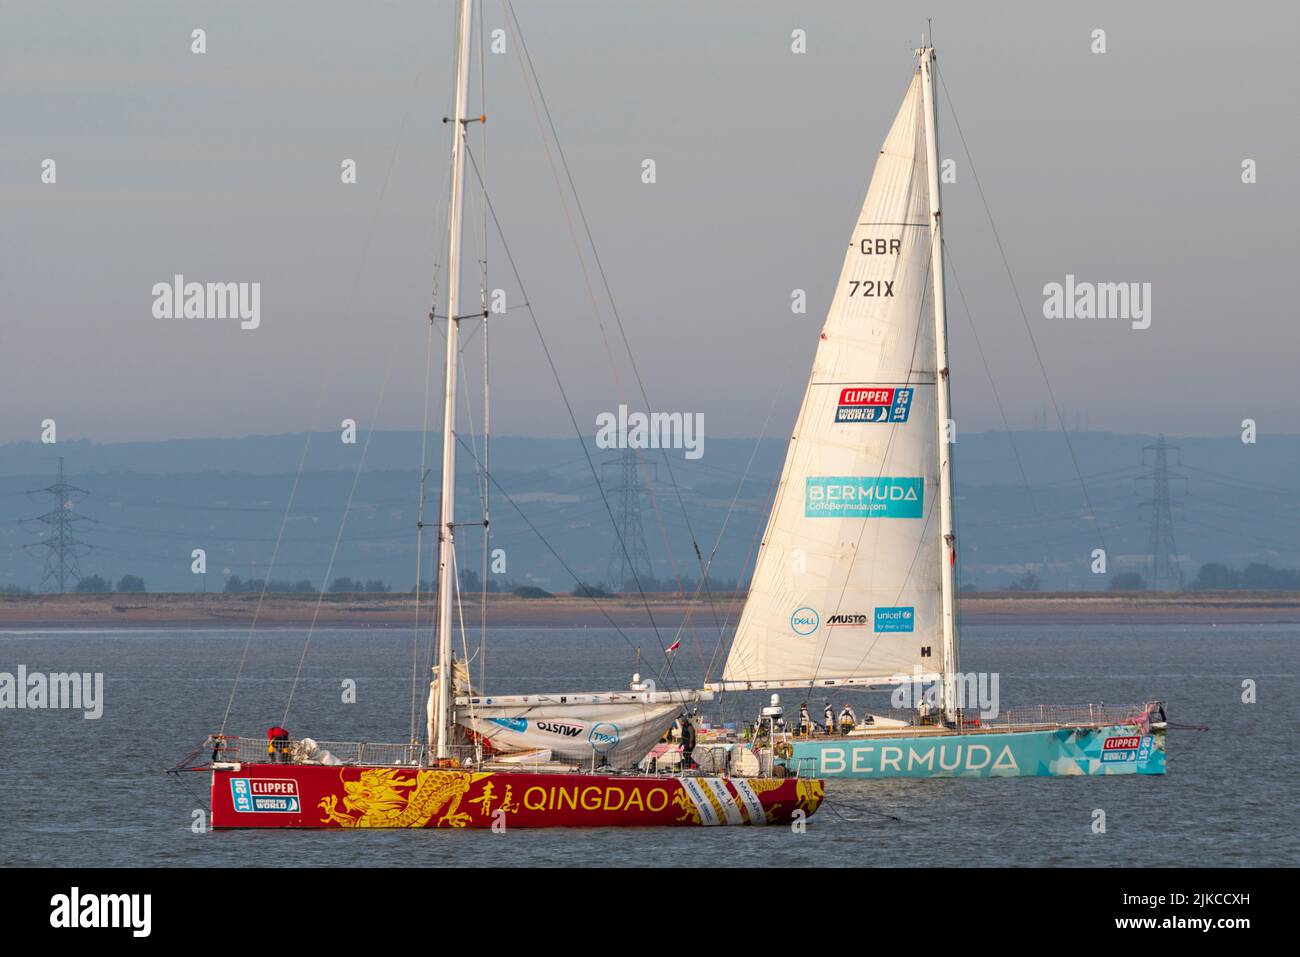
[919,45,960,721]
[434,0,475,761]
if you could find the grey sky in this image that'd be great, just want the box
[3,0,1296,445]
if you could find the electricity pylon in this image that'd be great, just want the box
[1138,436,1185,591]
[24,457,93,593]
[602,446,654,593]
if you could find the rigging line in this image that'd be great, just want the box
[695,400,782,682]
[448,546,480,747]
[706,466,781,684]
[455,315,488,529]
[479,310,491,697]
[459,142,683,690]
[450,274,491,695]
[218,444,312,737]
[665,394,779,676]
[450,134,492,518]
[412,294,439,744]
[946,246,1057,571]
[476,0,492,699]
[223,47,444,739]
[282,348,400,728]
[936,62,1108,557]
[452,432,671,686]
[502,0,711,645]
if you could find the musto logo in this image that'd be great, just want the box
[805,476,923,518]
[230,778,301,813]
[536,720,584,739]
[790,607,820,636]
[826,613,869,627]
[835,386,912,424]
[874,606,915,633]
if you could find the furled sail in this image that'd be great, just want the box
[720,68,942,689]
[428,664,697,768]
[456,700,684,770]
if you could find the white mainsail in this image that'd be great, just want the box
[717,56,956,691]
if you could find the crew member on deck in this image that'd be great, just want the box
[824,703,835,735]
[838,704,857,735]
[678,714,696,770]
[798,702,812,736]
[266,725,291,763]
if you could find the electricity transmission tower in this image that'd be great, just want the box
[602,446,654,593]
[1138,436,1185,591]
[24,457,93,593]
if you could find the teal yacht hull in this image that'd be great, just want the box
[785,724,1166,778]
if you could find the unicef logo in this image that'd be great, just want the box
[902,609,913,621]
[790,606,820,637]
[588,722,620,754]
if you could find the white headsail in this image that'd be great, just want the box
[716,56,956,691]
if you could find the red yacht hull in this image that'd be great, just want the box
[211,763,823,828]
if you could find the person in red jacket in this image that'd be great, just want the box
[266,726,291,763]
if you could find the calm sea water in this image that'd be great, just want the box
[1,623,1295,867]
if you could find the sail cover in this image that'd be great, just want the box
[457,702,683,770]
[428,665,685,768]
[721,69,941,688]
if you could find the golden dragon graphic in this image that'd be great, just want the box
[319,768,486,828]
[744,776,825,822]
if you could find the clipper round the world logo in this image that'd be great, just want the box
[835,386,913,423]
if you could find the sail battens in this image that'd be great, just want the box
[721,67,943,689]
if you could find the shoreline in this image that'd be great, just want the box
[1,591,1298,630]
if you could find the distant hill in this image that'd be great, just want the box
[3,431,1298,593]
